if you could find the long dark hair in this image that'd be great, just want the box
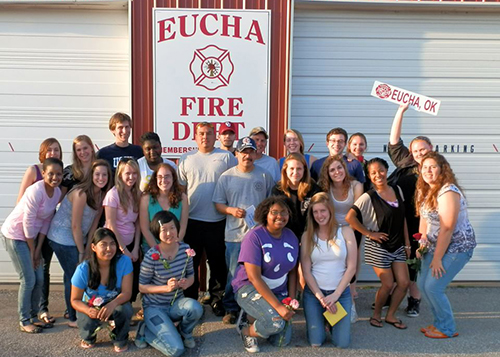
[88,228,121,290]
[73,159,112,210]
[146,163,183,208]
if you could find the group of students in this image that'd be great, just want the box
[1,104,476,354]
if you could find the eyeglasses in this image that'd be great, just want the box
[269,210,289,217]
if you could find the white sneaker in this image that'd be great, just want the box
[242,334,260,353]
[351,303,358,324]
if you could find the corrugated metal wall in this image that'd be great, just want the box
[291,3,500,280]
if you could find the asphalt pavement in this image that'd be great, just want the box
[0,284,499,357]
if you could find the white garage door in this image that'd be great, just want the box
[291,3,500,281]
[0,4,130,282]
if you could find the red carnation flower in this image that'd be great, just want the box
[151,253,160,261]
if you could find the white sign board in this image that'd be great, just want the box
[371,81,441,116]
[153,9,271,157]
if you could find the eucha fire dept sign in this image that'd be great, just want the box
[153,9,271,157]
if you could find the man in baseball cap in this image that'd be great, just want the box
[213,135,274,325]
[219,121,236,155]
[249,126,280,182]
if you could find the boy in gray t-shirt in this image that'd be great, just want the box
[213,137,274,324]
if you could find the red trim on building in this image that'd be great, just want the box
[131,0,292,159]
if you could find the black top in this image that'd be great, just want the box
[96,143,143,176]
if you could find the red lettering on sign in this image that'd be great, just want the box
[402,93,409,103]
[391,89,399,101]
[424,100,431,110]
[172,121,246,141]
[180,97,244,117]
[429,101,437,112]
[200,13,218,36]
[179,15,197,38]
[245,20,265,45]
[221,15,241,39]
[173,122,190,140]
[158,17,176,42]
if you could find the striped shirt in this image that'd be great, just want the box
[139,242,194,307]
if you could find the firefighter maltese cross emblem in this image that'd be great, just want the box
[189,45,234,91]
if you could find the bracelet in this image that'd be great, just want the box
[404,246,411,249]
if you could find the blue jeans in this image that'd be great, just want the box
[140,298,203,357]
[235,284,292,346]
[222,241,241,312]
[418,250,473,337]
[303,285,352,348]
[39,238,53,315]
[3,237,44,325]
[49,240,79,322]
[76,302,133,347]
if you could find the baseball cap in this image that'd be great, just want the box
[219,121,235,134]
[249,126,268,139]
[236,137,257,152]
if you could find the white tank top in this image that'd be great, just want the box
[310,227,347,290]
[330,182,355,226]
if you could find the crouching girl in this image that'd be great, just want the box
[135,211,202,356]
[70,228,133,352]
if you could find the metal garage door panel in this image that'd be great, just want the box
[292,5,500,281]
[0,6,129,282]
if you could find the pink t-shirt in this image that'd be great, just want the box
[1,180,61,241]
[103,187,138,246]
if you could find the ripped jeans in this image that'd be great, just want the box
[235,284,292,346]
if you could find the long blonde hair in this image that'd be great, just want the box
[283,129,305,155]
[115,158,141,213]
[277,153,312,201]
[415,152,462,215]
[303,193,338,257]
[71,135,96,182]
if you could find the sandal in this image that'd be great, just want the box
[33,320,54,329]
[385,319,407,330]
[420,325,436,334]
[369,317,383,328]
[39,312,56,324]
[20,324,43,334]
[81,340,95,349]
[114,344,129,353]
[68,321,78,328]
[424,329,458,339]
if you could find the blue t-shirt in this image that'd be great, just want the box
[71,254,133,305]
[231,226,299,295]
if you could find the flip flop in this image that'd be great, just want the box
[114,344,129,353]
[424,329,459,339]
[19,324,43,334]
[385,319,407,330]
[81,340,95,349]
[39,312,56,324]
[33,320,54,329]
[369,317,383,328]
[420,325,436,333]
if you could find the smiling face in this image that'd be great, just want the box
[236,148,256,171]
[75,141,93,164]
[143,139,162,165]
[411,140,432,165]
[284,132,301,154]
[421,158,441,187]
[159,220,179,245]
[349,135,367,157]
[43,164,63,188]
[156,166,173,193]
[93,165,109,190]
[312,202,330,227]
[266,203,289,233]
[112,121,131,145]
[120,163,138,189]
[46,142,62,160]
[328,160,346,183]
[195,125,216,153]
[285,159,305,187]
[92,235,117,261]
[327,134,347,156]
[251,133,267,155]
[368,162,388,188]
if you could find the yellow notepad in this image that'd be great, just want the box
[323,302,347,326]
